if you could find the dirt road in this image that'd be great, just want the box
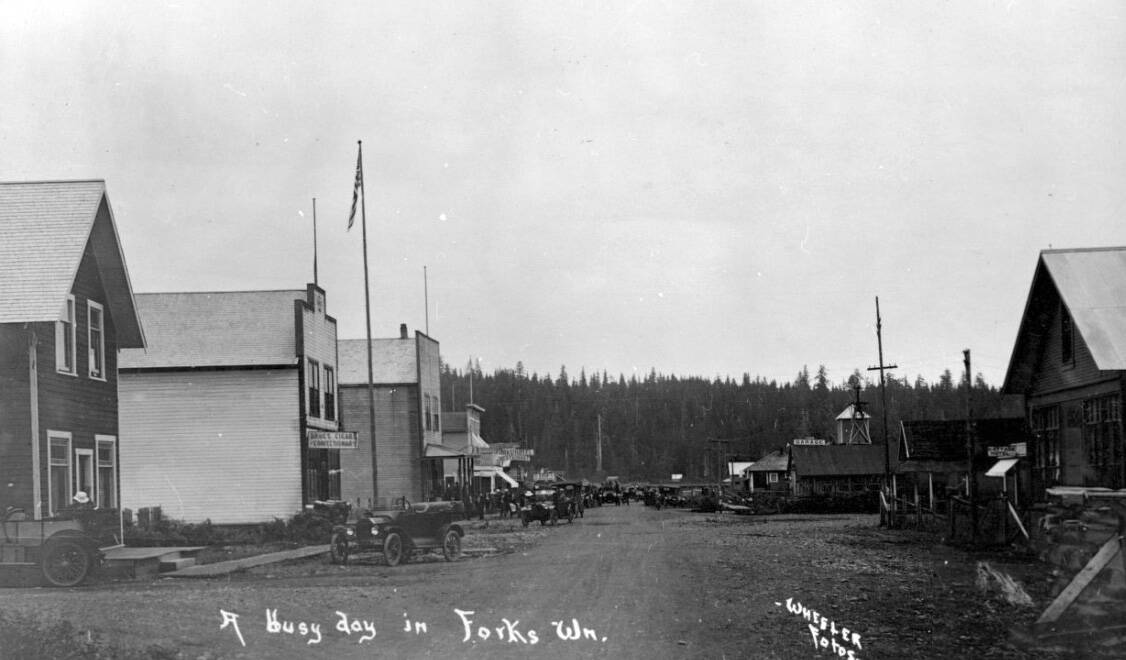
[0,504,1064,659]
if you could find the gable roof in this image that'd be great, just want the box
[0,180,144,346]
[745,449,790,472]
[1004,247,1126,392]
[119,290,303,369]
[790,444,892,477]
[338,337,419,385]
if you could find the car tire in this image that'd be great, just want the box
[521,515,529,528]
[41,538,91,587]
[442,530,461,562]
[383,532,403,567]
[330,532,350,566]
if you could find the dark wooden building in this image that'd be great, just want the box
[0,181,145,518]
[1003,248,1126,499]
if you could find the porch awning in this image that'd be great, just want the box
[985,458,1019,478]
[475,465,518,487]
[424,443,469,458]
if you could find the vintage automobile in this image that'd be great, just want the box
[521,488,565,527]
[1,506,103,587]
[329,498,465,567]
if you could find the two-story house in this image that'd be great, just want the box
[0,180,145,518]
[117,285,339,523]
[1003,247,1126,497]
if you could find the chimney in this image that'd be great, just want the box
[400,323,408,339]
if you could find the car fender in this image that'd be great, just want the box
[440,523,465,538]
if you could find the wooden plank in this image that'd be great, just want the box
[1036,536,1123,624]
[1008,501,1029,540]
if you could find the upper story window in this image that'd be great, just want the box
[1060,304,1074,365]
[88,300,106,380]
[56,295,76,374]
[424,394,433,431]
[432,396,440,432]
[307,358,321,418]
[324,366,336,422]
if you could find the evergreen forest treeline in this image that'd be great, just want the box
[440,362,1014,482]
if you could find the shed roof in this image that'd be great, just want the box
[119,290,303,369]
[790,444,892,477]
[338,338,419,385]
[0,180,143,346]
[1004,247,1126,391]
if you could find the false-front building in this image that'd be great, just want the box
[337,325,443,509]
[118,285,339,523]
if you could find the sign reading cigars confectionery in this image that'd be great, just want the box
[307,431,358,449]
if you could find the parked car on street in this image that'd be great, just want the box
[521,488,563,527]
[329,498,465,567]
[1,506,103,587]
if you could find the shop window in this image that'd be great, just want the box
[48,432,72,516]
[324,366,336,422]
[97,436,117,509]
[88,300,105,379]
[56,295,76,374]
[307,358,320,418]
[1083,394,1124,488]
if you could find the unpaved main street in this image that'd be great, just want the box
[0,505,1064,659]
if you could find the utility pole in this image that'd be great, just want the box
[596,413,603,474]
[867,297,898,513]
[708,438,731,495]
[964,349,977,544]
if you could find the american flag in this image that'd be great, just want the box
[347,147,362,230]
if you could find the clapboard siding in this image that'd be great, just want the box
[339,384,420,509]
[0,326,33,510]
[1030,296,1110,396]
[119,369,302,524]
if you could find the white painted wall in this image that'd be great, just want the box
[119,369,302,524]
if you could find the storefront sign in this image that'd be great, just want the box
[987,442,1027,458]
[308,431,358,449]
[792,438,828,446]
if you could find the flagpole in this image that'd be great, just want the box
[312,197,318,287]
[358,140,379,505]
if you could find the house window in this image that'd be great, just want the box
[424,394,432,431]
[307,358,321,418]
[88,300,105,379]
[48,432,72,516]
[1060,304,1074,365]
[96,436,117,509]
[56,295,76,374]
[767,472,779,484]
[324,366,336,422]
[433,396,441,432]
[1082,394,1124,489]
[1031,405,1061,491]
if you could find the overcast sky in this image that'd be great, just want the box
[3,2,1124,387]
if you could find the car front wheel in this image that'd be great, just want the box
[383,532,403,567]
[330,532,350,565]
[41,538,91,587]
[442,530,462,562]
